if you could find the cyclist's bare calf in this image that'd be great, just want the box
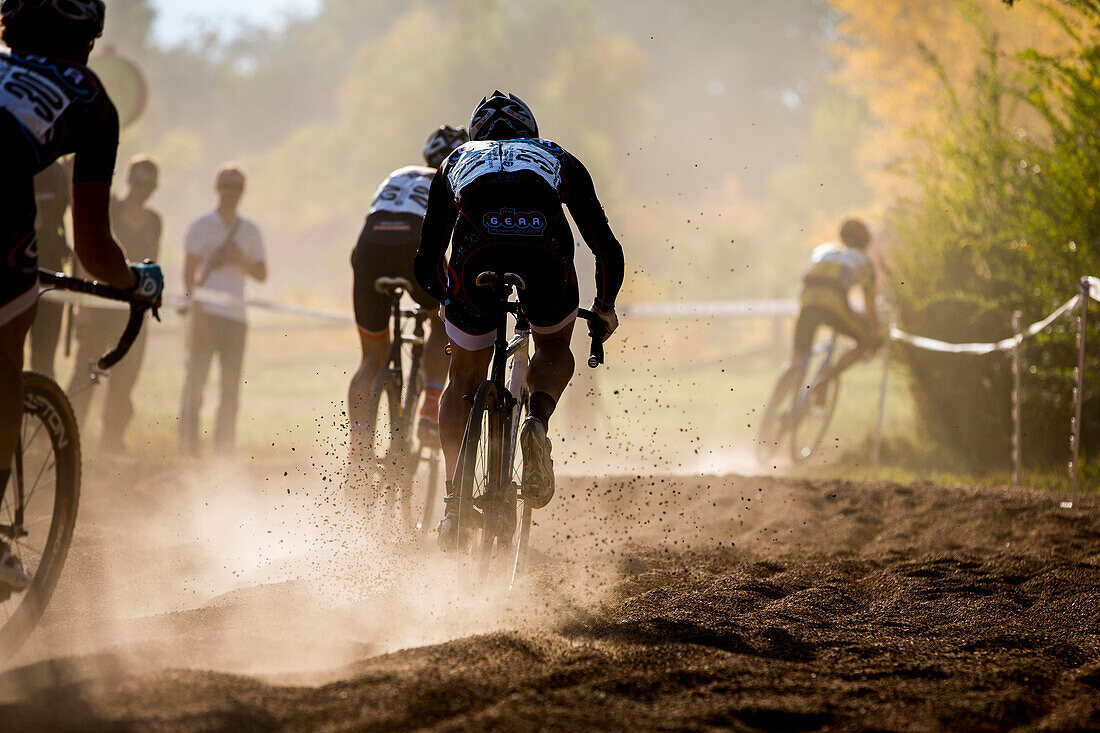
[526,322,575,425]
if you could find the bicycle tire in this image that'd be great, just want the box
[454,381,507,582]
[349,368,403,519]
[756,365,801,465]
[789,353,841,463]
[507,387,531,590]
[415,447,442,533]
[0,372,81,660]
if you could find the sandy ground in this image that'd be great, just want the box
[0,457,1098,731]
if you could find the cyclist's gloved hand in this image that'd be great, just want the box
[130,261,164,305]
[591,302,618,342]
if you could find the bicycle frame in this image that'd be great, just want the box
[380,285,432,426]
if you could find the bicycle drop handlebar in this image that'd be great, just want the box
[37,269,157,370]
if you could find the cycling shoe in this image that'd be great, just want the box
[0,541,32,592]
[520,417,555,509]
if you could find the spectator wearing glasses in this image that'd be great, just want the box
[67,155,162,451]
[178,163,266,456]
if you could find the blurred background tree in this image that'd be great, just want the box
[828,0,1100,468]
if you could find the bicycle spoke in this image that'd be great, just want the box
[21,418,46,455]
[25,453,56,507]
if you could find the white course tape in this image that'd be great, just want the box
[175,287,353,324]
[621,299,798,319]
[890,295,1081,355]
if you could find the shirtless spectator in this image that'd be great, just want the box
[27,159,71,379]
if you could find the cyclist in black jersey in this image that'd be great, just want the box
[414,91,624,550]
[349,125,468,462]
[0,0,163,590]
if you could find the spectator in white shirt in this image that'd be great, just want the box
[179,163,266,456]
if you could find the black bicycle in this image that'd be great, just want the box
[451,271,605,587]
[349,276,443,532]
[0,268,155,659]
[756,330,841,464]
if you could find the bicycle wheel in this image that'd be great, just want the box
[414,446,442,533]
[0,372,81,659]
[453,381,509,582]
[756,365,800,464]
[507,387,531,590]
[348,369,405,519]
[789,359,841,463]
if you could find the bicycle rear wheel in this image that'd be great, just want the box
[0,372,81,660]
[454,381,511,583]
[789,359,841,463]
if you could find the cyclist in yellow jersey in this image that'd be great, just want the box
[791,219,882,390]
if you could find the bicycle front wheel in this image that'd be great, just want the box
[0,372,81,660]
[790,374,841,463]
[756,366,800,465]
[506,388,531,591]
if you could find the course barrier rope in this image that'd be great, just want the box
[888,295,1083,355]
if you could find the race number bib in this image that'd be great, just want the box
[447,140,562,196]
[0,57,77,144]
[368,167,433,217]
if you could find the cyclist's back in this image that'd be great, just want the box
[418,135,622,351]
[792,218,879,370]
[0,47,118,322]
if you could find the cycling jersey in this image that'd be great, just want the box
[414,138,624,350]
[352,165,439,334]
[796,243,875,352]
[0,50,119,326]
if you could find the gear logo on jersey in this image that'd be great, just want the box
[483,208,547,237]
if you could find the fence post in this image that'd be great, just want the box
[1069,278,1089,506]
[872,330,891,466]
[1012,310,1023,487]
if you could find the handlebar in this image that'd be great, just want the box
[37,269,157,370]
[577,309,606,369]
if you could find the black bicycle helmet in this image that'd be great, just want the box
[468,91,538,141]
[1,0,105,37]
[423,124,468,168]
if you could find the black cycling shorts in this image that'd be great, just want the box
[351,214,438,334]
[443,238,578,351]
[793,304,870,354]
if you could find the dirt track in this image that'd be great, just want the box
[1,467,1099,731]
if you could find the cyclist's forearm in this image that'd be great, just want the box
[71,181,134,289]
[416,175,457,300]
